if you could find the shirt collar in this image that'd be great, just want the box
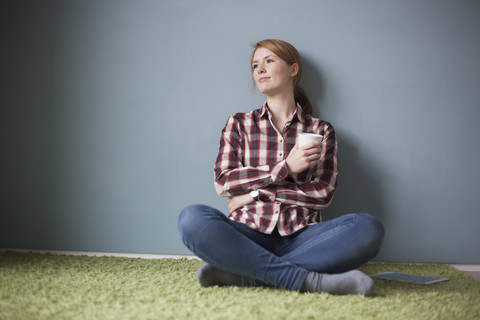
[259,102,306,124]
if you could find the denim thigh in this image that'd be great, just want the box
[276,213,385,273]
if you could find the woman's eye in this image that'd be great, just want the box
[252,64,258,69]
[267,59,274,63]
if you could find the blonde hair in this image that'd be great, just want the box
[250,39,312,115]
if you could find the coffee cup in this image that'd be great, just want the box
[298,133,324,147]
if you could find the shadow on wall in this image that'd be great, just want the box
[1,2,62,249]
[300,54,386,222]
[299,54,325,115]
[324,132,387,222]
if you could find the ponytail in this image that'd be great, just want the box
[294,86,313,115]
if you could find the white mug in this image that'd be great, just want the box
[298,133,324,147]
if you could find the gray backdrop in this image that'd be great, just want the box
[2,0,479,263]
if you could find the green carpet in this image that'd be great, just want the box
[1,252,479,320]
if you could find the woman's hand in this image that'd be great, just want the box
[228,193,255,213]
[285,142,322,175]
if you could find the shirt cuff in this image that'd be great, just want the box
[270,160,289,182]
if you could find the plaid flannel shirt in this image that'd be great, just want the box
[214,103,338,236]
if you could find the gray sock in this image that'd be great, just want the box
[300,270,375,296]
[197,263,258,287]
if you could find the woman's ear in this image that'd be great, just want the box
[290,63,299,77]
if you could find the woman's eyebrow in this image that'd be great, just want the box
[252,55,274,64]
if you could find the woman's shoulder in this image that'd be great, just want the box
[220,107,261,134]
[226,107,262,123]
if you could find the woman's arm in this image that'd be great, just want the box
[214,113,338,212]
[225,138,333,213]
[214,115,288,197]
[256,123,338,211]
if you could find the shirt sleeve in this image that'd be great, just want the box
[261,123,338,211]
[213,115,288,197]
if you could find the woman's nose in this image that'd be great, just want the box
[257,65,265,73]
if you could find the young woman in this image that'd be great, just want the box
[178,39,384,296]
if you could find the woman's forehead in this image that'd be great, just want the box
[252,47,277,61]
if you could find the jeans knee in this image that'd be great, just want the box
[368,214,385,242]
[356,213,385,251]
[178,204,206,235]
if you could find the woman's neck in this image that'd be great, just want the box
[266,91,296,121]
[266,91,297,133]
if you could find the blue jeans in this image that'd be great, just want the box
[178,204,384,291]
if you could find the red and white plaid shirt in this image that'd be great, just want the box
[214,102,338,236]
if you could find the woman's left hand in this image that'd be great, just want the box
[228,193,255,213]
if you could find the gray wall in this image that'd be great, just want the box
[2,0,479,263]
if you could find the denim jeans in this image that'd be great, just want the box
[178,204,384,291]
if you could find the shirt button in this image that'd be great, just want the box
[279,139,283,143]
[279,152,283,157]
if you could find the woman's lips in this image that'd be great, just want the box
[258,77,270,82]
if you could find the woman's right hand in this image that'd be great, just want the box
[285,142,322,174]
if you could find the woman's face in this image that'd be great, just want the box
[252,47,298,96]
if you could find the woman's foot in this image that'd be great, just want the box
[300,270,375,296]
[197,263,258,287]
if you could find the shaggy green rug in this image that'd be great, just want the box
[0,252,479,320]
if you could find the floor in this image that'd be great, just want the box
[462,271,480,281]
[451,264,480,281]
[2,248,479,282]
